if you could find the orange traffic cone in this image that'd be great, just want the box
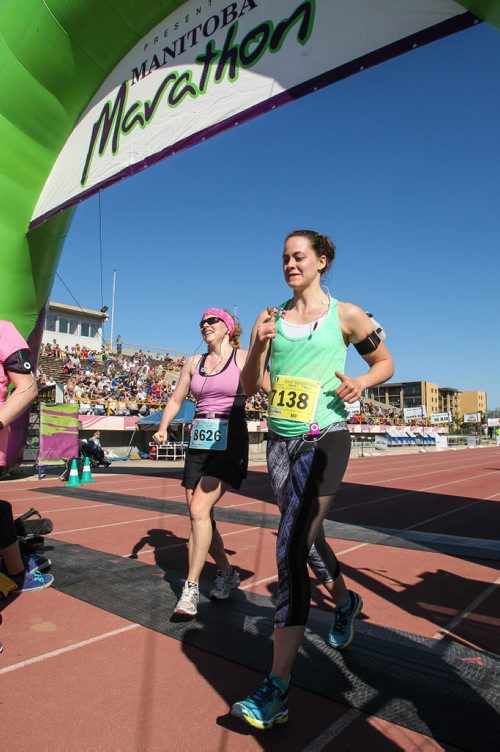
[81,456,96,483]
[64,458,82,487]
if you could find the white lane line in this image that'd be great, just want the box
[433,576,500,640]
[343,460,499,488]
[41,504,108,514]
[240,574,278,590]
[303,709,362,751]
[51,514,186,534]
[335,471,498,512]
[131,526,262,557]
[239,542,368,591]
[404,499,483,530]
[0,623,140,675]
[44,493,271,536]
[344,454,498,482]
[222,499,268,510]
[485,490,500,499]
[49,498,268,535]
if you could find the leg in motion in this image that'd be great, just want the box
[174,477,230,615]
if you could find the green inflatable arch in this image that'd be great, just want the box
[0,0,498,464]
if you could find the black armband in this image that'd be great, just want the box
[3,349,34,374]
[354,331,381,356]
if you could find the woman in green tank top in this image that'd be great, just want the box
[232,230,394,730]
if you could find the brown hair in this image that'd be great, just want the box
[226,311,242,349]
[284,230,336,275]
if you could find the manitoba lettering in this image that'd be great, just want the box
[81,1,315,187]
[134,0,258,82]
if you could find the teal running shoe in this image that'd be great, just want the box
[232,674,289,730]
[328,590,363,649]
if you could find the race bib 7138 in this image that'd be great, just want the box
[267,375,320,423]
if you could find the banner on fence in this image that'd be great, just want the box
[404,406,426,420]
[463,412,481,423]
[430,412,451,425]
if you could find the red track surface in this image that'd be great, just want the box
[1,447,499,750]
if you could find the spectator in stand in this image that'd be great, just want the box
[116,335,123,356]
[116,401,128,416]
[93,400,106,416]
[79,400,92,415]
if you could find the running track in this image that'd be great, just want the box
[1,446,499,751]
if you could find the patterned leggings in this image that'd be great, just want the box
[267,427,351,627]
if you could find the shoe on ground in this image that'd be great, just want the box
[173,581,199,616]
[232,674,289,730]
[1,554,51,574]
[209,566,240,600]
[12,568,54,593]
[328,590,363,650]
[23,554,51,573]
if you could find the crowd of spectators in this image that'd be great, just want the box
[348,400,432,427]
[38,340,185,416]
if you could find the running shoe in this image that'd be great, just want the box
[0,554,51,575]
[232,674,289,730]
[11,568,54,593]
[328,590,363,650]
[173,581,199,616]
[209,566,240,600]
[22,554,51,573]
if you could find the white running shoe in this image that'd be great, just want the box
[174,581,199,616]
[209,567,241,600]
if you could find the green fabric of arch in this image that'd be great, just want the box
[0,0,184,338]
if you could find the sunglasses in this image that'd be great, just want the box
[199,316,221,328]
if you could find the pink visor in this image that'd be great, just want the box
[202,308,235,337]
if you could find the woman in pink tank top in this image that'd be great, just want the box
[153,308,248,617]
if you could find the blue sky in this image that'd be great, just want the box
[52,22,500,408]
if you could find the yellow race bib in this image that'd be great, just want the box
[267,375,320,423]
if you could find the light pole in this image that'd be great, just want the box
[110,269,116,351]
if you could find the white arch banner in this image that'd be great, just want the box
[32,0,473,227]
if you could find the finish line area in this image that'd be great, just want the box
[1,447,499,751]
